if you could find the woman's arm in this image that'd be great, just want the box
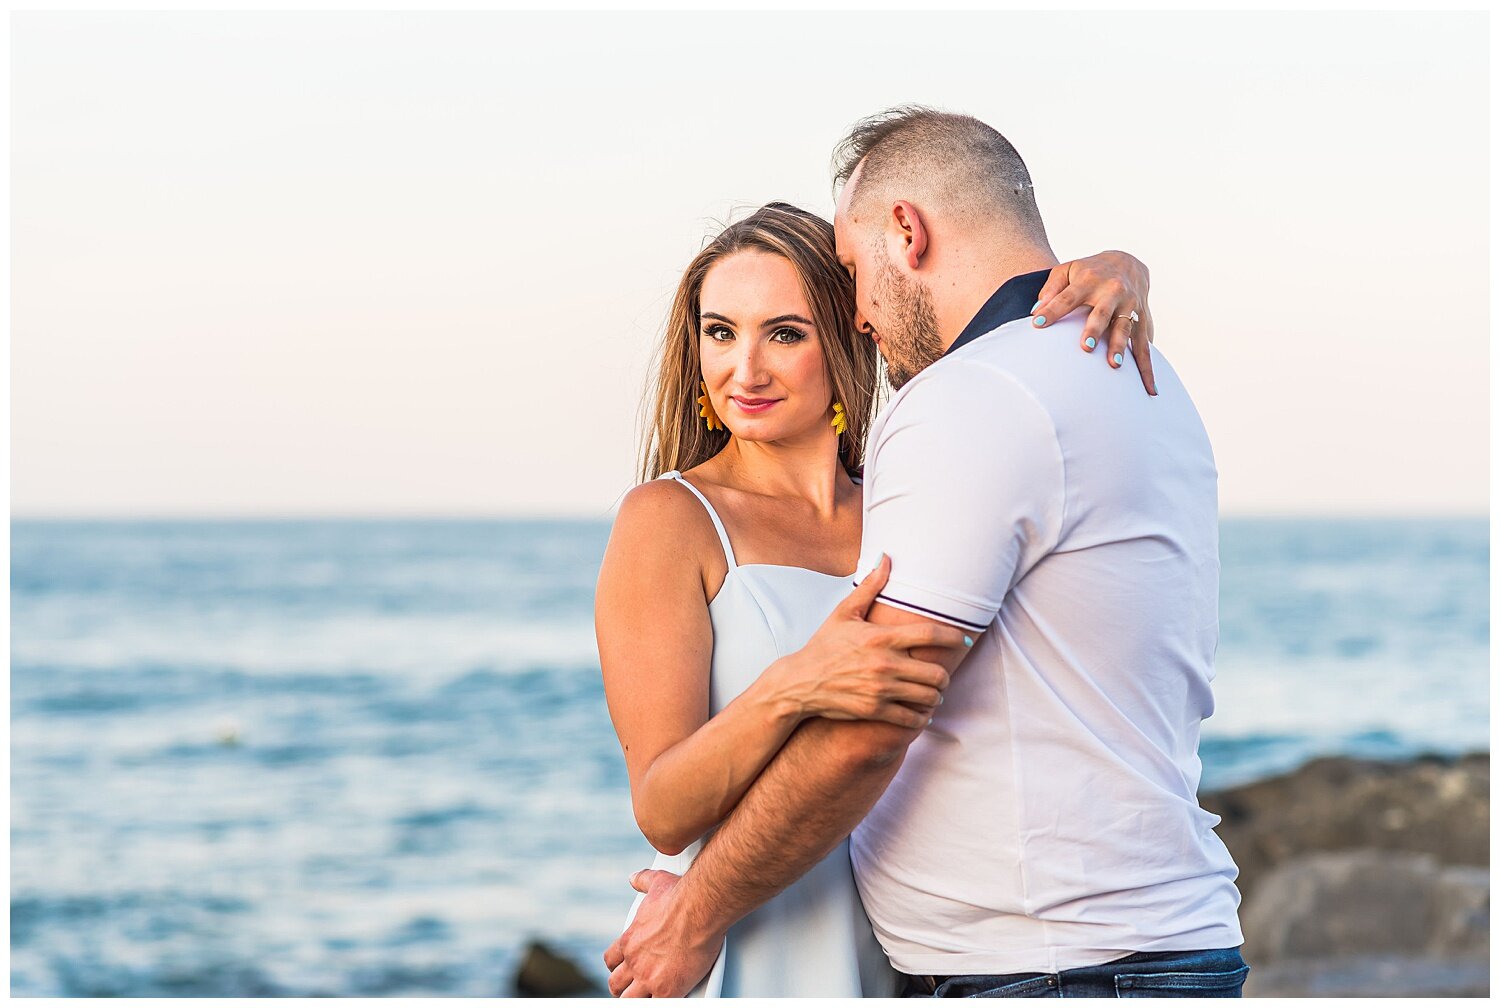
[597,480,756,856]
[595,481,958,857]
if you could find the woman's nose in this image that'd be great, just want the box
[733,343,768,387]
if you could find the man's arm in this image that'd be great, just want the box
[680,600,966,915]
[603,601,971,997]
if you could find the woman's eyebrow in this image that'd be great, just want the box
[700,312,814,328]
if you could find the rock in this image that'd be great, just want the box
[1201,752,1488,905]
[1244,954,1490,998]
[1200,754,1491,997]
[513,940,603,997]
[1240,850,1488,960]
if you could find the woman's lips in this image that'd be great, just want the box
[731,397,780,414]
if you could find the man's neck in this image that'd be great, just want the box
[936,244,1059,353]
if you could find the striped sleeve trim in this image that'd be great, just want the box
[876,594,991,633]
[855,577,992,633]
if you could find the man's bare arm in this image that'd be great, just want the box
[690,715,909,916]
[603,594,974,996]
[604,716,919,996]
[675,601,974,934]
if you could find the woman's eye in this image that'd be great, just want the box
[704,325,734,342]
[770,327,807,345]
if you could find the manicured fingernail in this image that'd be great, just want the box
[1030,300,1041,314]
[1084,337,1097,350]
[963,635,974,647]
[937,695,944,705]
[1113,352,1124,366]
[1032,315,1046,327]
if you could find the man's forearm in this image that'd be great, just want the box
[674,716,915,934]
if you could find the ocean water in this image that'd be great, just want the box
[9,517,1489,996]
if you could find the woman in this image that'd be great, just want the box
[595,203,1152,997]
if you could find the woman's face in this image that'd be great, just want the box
[698,251,834,447]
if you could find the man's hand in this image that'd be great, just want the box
[1031,250,1156,396]
[768,554,961,729]
[603,869,723,998]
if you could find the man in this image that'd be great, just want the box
[605,106,1246,998]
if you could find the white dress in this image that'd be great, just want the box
[621,471,901,998]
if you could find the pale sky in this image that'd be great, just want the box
[11,11,1489,517]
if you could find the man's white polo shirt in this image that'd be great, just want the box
[849,271,1244,975]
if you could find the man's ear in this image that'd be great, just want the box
[890,200,928,270]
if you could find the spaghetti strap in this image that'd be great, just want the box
[658,471,738,568]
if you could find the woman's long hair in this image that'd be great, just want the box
[638,203,880,483]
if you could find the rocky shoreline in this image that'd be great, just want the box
[1202,751,1489,998]
[518,751,1490,998]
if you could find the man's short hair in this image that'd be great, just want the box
[832,105,1048,244]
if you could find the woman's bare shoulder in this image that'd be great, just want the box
[616,477,707,525]
[607,478,720,567]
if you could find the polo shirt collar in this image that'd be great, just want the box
[944,267,1053,357]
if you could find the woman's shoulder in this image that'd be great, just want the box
[618,473,702,519]
[611,475,721,559]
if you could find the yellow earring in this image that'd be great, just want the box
[830,401,848,436]
[698,381,723,432]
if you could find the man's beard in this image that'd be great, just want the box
[870,255,943,389]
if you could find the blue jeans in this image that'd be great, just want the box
[902,947,1249,998]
